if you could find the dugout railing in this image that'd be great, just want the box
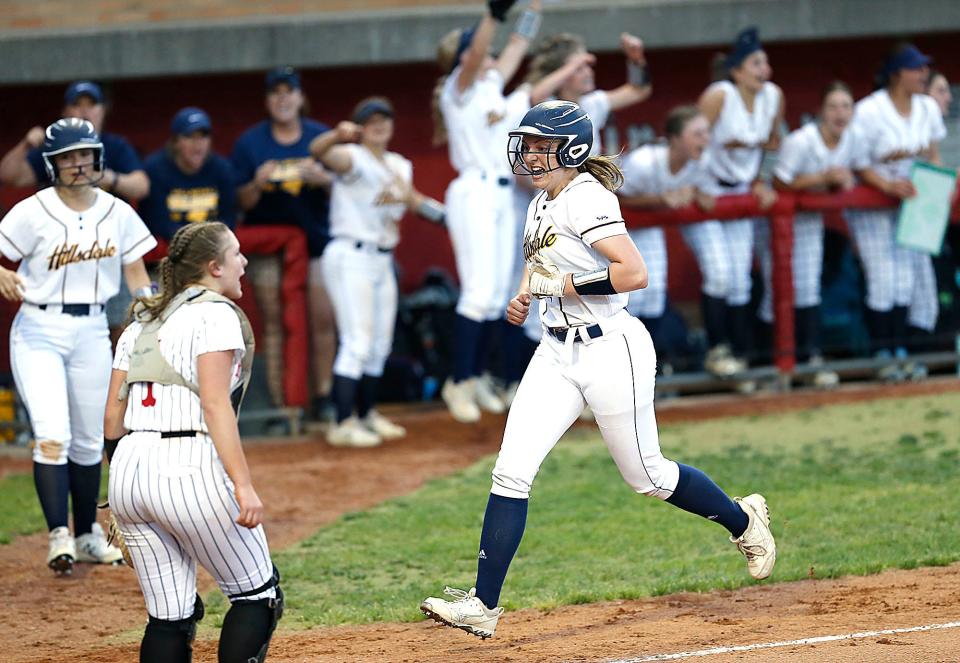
[621,185,960,391]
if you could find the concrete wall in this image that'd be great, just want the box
[1,0,960,84]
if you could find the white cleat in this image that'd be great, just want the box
[76,522,124,565]
[363,410,406,440]
[421,586,503,639]
[474,375,506,414]
[47,526,76,575]
[731,493,777,580]
[442,379,481,423]
[327,417,382,447]
[705,344,741,378]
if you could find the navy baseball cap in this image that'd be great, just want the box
[171,107,212,136]
[265,66,301,91]
[726,27,762,69]
[64,81,103,105]
[352,97,394,124]
[885,44,932,73]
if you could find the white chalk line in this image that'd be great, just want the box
[606,620,960,662]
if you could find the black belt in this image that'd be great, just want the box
[159,430,201,439]
[353,240,392,254]
[37,303,101,316]
[717,179,742,189]
[547,324,603,343]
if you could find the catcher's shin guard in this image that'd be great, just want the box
[219,567,284,663]
[140,595,204,663]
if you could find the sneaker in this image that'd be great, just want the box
[363,410,406,440]
[420,586,503,639]
[441,379,481,423]
[76,522,124,565]
[474,375,506,414]
[875,350,905,382]
[705,345,740,378]
[47,526,75,575]
[731,494,776,580]
[327,417,382,447]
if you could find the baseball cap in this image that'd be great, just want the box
[64,81,104,105]
[171,107,212,136]
[352,97,394,125]
[265,66,301,91]
[886,44,932,73]
[726,27,762,70]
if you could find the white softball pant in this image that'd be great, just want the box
[681,219,754,306]
[846,209,937,326]
[756,212,824,323]
[321,238,398,379]
[445,171,517,322]
[109,432,276,621]
[491,311,680,500]
[10,306,111,466]
[626,228,668,318]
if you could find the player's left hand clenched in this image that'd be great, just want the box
[507,292,532,326]
[0,266,25,302]
[234,483,264,528]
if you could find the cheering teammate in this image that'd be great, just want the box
[0,119,155,575]
[104,222,283,663]
[420,101,776,639]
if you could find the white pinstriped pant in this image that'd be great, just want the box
[626,227,668,318]
[755,212,824,322]
[491,311,680,500]
[846,209,938,329]
[108,432,276,621]
[681,219,755,306]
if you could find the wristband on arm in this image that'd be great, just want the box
[572,268,617,296]
[513,9,542,40]
[416,197,446,225]
[627,60,651,87]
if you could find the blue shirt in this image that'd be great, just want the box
[231,118,331,257]
[29,131,143,185]
[140,149,238,241]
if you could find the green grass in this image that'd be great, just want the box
[0,467,109,544]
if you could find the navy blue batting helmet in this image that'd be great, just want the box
[41,118,104,183]
[507,100,593,176]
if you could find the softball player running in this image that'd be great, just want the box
[0,118,155,575]
[769,82,860,386]
[694,27,784,375]
[421,101,776,639]
[104,222,282,663]
[311,97,444,447]
[618,105,715,345]
[847,44,945,374]
[433,0,543,423]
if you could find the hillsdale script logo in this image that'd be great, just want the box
[47,239,117,271]
[522,225,558,262]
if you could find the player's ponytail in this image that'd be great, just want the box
[578,155,624,192]
[131,222,231,322]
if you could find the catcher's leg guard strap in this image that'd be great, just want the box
[140,597,203,663]
[218,586,284,663]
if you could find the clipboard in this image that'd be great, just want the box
[895,161,957,255]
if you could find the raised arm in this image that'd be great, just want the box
[602,33,653,112]
[529,51,596,106]
[0,127,43,188]
[309,122,362,174]
[494,0,542,85]
[455,14,499,94]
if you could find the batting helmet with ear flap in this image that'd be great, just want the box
[41,118,104,183]
[507,100,593,175]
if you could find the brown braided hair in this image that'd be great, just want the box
[131,222,231,322]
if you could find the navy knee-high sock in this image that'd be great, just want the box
[68,460,101,536]
[473,320,501,377]
[665,464,749,538]
[701,294,728,348]
[356,375,379,419]
[474,494,528,609]
[332,374,359,423]
[33,462,69,531]
[453,315,483,383]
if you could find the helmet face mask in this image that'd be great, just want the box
[508,134,567,176]
[41,118,105,187]
[506,100,593,177]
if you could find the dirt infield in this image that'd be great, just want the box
[6,378,960,663]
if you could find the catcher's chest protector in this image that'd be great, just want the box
[121,288,256,413]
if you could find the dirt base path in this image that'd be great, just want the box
[6,378,959,663]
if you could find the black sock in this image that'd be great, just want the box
[907,326,934,354]
[331,375,359,423]
[665,464,749,538]
[726,304,753,359]
[473,320,501,377]
[701,294,728,348]
[33,463,69,531]
[795,306,821,362]
[891,305,909,350]
[356,375,379,419]
[453,315,483,383]
[68,460,101,536]
[864,308,893,354]
[475,494,528,609]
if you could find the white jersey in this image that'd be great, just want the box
[441,66,512,176]
[578,90,612,156]
[0,187,156,305]
[113,297,246,433]
[523,172,628,327]
[619,143,712,196]
[704,80,781,185]
[329,144,412,249]
[774,121,860,184]
[851,88,946,180]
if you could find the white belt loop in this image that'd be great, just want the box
[564,325,577,363]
